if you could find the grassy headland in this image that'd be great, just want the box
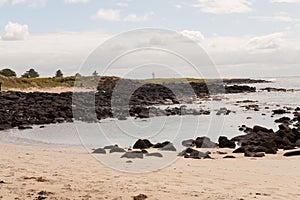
[0,75,104,90]
[0,75,264,91]
[0,76,209,91]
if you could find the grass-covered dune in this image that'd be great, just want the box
[0,75,75,90]
[0,75,104,90]
[0,76,207,90]
[0,75,266,91]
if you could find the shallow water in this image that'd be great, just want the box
[0,76,299,149]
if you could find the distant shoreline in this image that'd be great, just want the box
[0,75,268,92]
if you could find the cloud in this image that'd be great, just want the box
[253,12,300,22]
[271,0,300,3]
[0,0,47,8]
[64,0,89,3]
[175,4,182,9]
[92,9,121,21]
[246,32,287,51]
[0,0,26,6]
[0,28,299,78]
[123,12,154,22]
[11,0,26,5]
[1,21,29,41]
[180,30,205,43]
[194,0,253,14]
[92,9,154,23]
[27,0,46,8]
[0,30,109,76]
[116,2,128,7]
[0,0,7,6]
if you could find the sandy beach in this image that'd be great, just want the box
[1,0,300,199]
[2,87,94,93]
[0,141,299,200]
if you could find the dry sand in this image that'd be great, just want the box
[3,87,94,93]
[0,141,299,200]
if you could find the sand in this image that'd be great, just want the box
[0,142,299,200]
[3,87,94,93]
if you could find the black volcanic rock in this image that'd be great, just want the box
[104,145,119,150]
[244,151,265,157]
[272,109,290,115]
[252,125,273,133]
[146,152,163,158]
[194,137,217,148]
[223,155,236,159]
[109,147,126,153]
[178,148,211,159]
[275,117,291,123]
[225,85,256,93]
[231,120,300,156]
[218,136,236,148]
[133,139,153,149]
[182,139,195,147]
[92,148,106,154]
[283,150,300,157]
[121,152,144,159]
[0,78,259,131]
[153,141,170,148]
[160,143,177,151]
[18,125,33,130]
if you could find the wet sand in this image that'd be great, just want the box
[0,141,299,200]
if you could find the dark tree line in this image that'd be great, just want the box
[0,68,16,77]
[21,68,39,78]
[0,68,99,78]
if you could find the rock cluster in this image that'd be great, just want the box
[0,91,74,130]
[232,108,300,156]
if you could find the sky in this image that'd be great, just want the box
[0,0,300,78]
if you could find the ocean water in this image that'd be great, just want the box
[1,76,299,149]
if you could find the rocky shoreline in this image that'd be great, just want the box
[0,78,259,130]
[92,106,300,159]
[1,77,300,158]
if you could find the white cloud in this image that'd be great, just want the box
[180,30,205,43]
[0,0,7,6]
[11,0,25,5]
[25,0,46,8]
[0,28,299,78]
[199,32,300,77]
[253,12,300,22]
[123,12,154,22]
[0,0,26,6]
[194,0,253,14]
[246,32,287,51]
[0,30,109,76]
[116,2,128,7]
[64,0,89,3]
[92,9,121,21]
[0,0,46,8]
[271,0,300,3]
[92,9,154,23]
[175,4,182,9]
[1,21,29,41]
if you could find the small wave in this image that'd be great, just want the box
[267,78,276,82]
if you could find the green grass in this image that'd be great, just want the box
[0,75,221,90]
[0,75,75,90]
[138,78,217,84]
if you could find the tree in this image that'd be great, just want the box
[75,73,82,77]
[21,68,39,78]
[92,70,98,76]
[55,69,63,78]
[0,68,17,77]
